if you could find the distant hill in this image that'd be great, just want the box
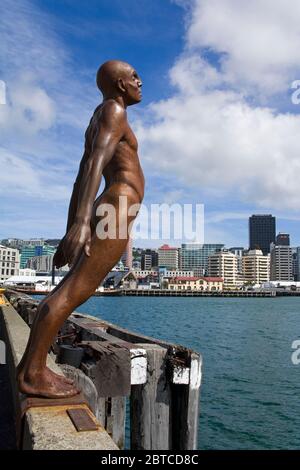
[45,239,61,247]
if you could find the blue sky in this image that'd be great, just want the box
[1,0,300,248]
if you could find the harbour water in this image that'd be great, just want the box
[73,296,300,450]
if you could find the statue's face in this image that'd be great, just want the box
[122,66,142,105]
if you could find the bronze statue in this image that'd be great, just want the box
[17,60,144,397]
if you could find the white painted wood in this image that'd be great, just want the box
[190,356,202,390]
[130,348,147,385]
[172,365,190,385]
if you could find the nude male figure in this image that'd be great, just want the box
[17,60,144,397]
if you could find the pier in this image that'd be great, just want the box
[121,289,276,297]
[7,285,276,297]
[0,289,202,450]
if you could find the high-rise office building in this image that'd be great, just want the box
[158,245,179,270]
[270,243,293,281]
[180,243,224,276]
[295,247,300,282]
[141,249,158,270]
[242,249,270,284]
[276,233,290,246]
[229,247,245,274]
[21,244,56,269]
[249,214,276,255]
[292,250,298,281]
[0,245,20,282]
[207,250,238,289]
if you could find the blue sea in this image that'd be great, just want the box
[37,295,300,449]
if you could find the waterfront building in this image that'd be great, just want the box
[21,244,56,269]
[163,269,194,278]
[19,268,36,277]
[26,255,69,274]
[295,247,300,282]
[249,214,276,255]
[0,244,20,283]
[229,247,244,274]
[168,276,223,292]
[2,238,46,249]
[180,243,224,276]
[207,250,238,289]
[158,244,179,269]
[242,249,270,284]
[141,249,158,270]
[270,243,293,281]
[102,270,138,290]
[292,250,298,281]
[276,233,290,246]
[134,269,158,277]
[27,254,54,273]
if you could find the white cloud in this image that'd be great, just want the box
[0,147,69,200]
[0,0,95,211]
[0,82,56,134]
[186,0,300,94]
[136,0,300,211]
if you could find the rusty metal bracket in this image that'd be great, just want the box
[67,407,99,432]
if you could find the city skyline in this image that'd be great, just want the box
[1,1,300,248]
[1,212,299,250]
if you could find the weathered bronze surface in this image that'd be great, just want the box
[17,60,144,398]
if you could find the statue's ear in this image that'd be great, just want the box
[117,78,126,93]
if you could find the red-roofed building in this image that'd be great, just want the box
[168,276,223,292]
[158,244,179,270]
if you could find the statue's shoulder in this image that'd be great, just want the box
[100,100,127,125]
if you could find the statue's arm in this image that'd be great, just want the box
[66,156,86,232]
[60,101,126,265]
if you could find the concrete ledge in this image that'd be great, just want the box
[0,301,118,450]
[23,404,118,450]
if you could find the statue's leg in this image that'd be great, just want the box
[17,273,76,385]
[17,189,109,381]
[17,188,137,398]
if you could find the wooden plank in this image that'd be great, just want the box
[81,341,147,386]
[96,397,106,427]
[171,352,202,450]
[105,397,126,450]
[130,344,171,450]
[69,312,190,351]
[80,342,131,397]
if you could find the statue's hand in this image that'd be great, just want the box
[63,222,92,266]
[53,236,67,269]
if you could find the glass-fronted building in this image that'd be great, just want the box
[180,243,224,275]
[249,214,276,255]
[20,245,56,269]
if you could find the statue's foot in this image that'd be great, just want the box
[17,365,74,386]
[18,367,80,398]
[45,366,75,385]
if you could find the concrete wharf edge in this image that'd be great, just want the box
[0,301,118,450]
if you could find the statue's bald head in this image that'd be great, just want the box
[96,60,133,96]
